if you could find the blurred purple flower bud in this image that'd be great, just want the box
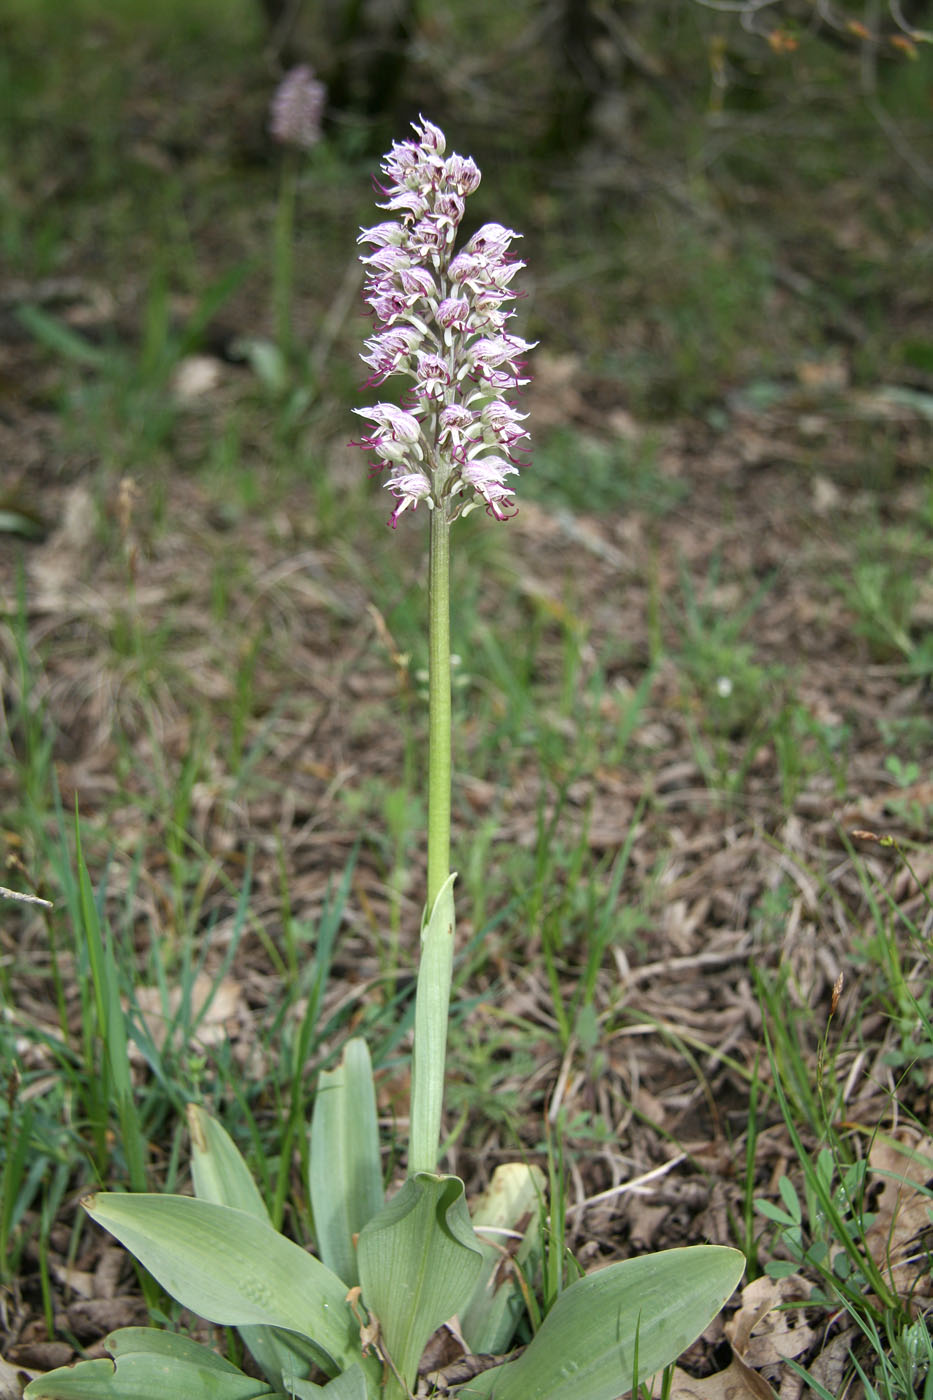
[270,64,326,150]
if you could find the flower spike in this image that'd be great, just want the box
[356,120,533,526]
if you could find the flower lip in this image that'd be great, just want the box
[467,223,522,254]
[385,470,434,528]
[358,221,406,248]
[436,297,470,329]
[361,245,411,271]
[354,403,423,442]
[443,154,481,194]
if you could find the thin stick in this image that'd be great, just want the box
[0,885,53,909]
[565,1154,689,1217]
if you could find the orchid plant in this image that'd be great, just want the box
[24,121,743,1400]
[269,64,326,364]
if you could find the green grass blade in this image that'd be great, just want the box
[14,303,112,368]
[74,810,147,1191]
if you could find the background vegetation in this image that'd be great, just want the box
[1,1,932,1395]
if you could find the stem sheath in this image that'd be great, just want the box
[409,505,454,1175]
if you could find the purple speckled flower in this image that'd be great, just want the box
[354,118,533,527]
[270,65,326,150]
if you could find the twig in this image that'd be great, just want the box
[691,0,780,11]
[0,885,53,909]
[565,1154,689,1217]
[889,0,933,40]
[867,97,933,189]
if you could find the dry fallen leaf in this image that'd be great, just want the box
[131,971,243,1053]
[726,1275,817,1367]
[865,1131,933,1300]
[28,484,97,609]
[654,1356,778,1400]
[795,357,849,393]
[0,1353,32,1400]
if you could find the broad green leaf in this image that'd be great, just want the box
[237,1325,325,1398]
[188,1107,320,1391]
[234,336,289,394]
[23,1327,281,1399]
[286,1366,370,1399]
[108,1328,251,1368]
[462,1162,545,1355]
[23,1358,281,1400]
[0,506,45,539]
[457,1245,745,1400]
[309,1038,384,1287]
[357,1172,483,1392]
[82,1192,376,1381]
[188,1104,272,1223]
[409,874,456,1174]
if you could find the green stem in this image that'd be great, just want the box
[426,505,451,910]
[273,155,297,361]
